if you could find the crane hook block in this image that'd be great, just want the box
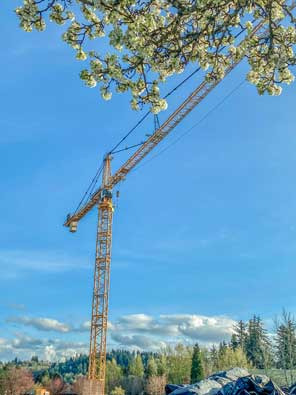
[69,221,78,233]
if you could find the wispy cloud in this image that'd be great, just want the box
[7,317,72,333]
[5,303,26,311]
[0,249,88,278]
[114,228,237,267]
[7,315,90,334]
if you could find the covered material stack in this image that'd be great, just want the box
[165,368,286,395]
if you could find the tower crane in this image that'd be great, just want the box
[64,18,277,395]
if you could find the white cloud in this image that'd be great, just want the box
[7,316,93,334]
[44,345,57,362]
[2,312,236,359]
[109,313,235,350]
[111,333,166,351]
[12,334,44,349]
[0,333,88,362]
[78,321,91,331]
[161,315,235,342]
[8,316,72,333]
[115,314,155,330]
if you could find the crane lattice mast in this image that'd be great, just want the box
[88,155,113,386]
[64,18,276,395]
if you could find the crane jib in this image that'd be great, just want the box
[64,17,276,229]
[62,4,296,393]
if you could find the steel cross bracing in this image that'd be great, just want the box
[65,20,268,395]
[88,155,113,388]
[64,19,268,231]
[88,197,113,382]
[63,7,296,393]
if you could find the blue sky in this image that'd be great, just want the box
[1,1,296,361]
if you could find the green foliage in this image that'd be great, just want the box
[15,0,296,112]
[146,357,158,378]
[48,354,88,383]
[209,346,219,374]
[106,359,124,394]
[108,350,135,373]
[0,368,7,395]
[231,321,248,351]
[3,312,296,391]
[275,310,296,386]
[230,334,239,351]
[165,344,192,384]
[156,355,167,377]
[218,341,228,361]
[129,354,145,377]
[204,343,250,374]
[31,356,39,364]
[219,347,250,371]
[110,385,125,395]
[190,343,204,384]
[245,315,272,369]
[276,311,296,368]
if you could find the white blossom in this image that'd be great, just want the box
[15,0,296,111]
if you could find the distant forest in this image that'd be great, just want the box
[1,312,296,395]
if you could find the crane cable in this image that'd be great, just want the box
[108,22,254,155]
[73,161,104,213]
[72,58,204,212]
[76,78,245,212]
[133,79,246,173]
[108,66,202,155]
[73,22,257,211]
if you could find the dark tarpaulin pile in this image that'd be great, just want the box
[165,368,286,395]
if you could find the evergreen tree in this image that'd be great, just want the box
[129,354,144,377]
[209,345,219,372]
[31,356,39,364]
[275,311,296,385]
[190,344,204,384]
[200,348,211,377]
[218,341,228,362]
[233,321,248,351]
[230,334,239,351]
[245,315,271,369]
[41,373,50,388]
[156,355,167,377]
[146,357,158,378]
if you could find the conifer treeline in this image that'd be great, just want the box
[1,311,296,394]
